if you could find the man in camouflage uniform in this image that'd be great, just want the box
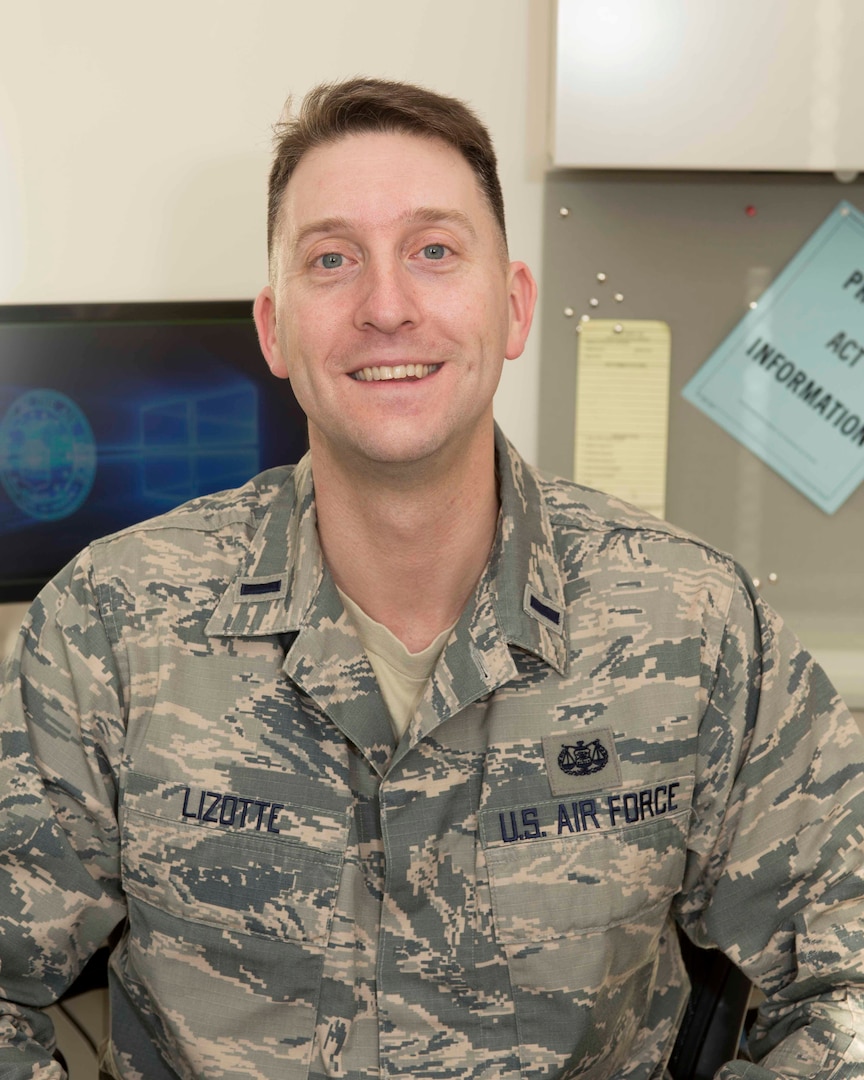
[2,77,864,1080]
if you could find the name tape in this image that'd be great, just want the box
[180,787,285,834]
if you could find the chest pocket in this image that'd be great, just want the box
[484,810,687,942]
[480,791,689,1079]
[116,772,350,1080]
[121,806,345,943]
[120,771,348,943]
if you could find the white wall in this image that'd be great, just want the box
[0,0,553,653]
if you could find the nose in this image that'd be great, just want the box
[353,257,420,334]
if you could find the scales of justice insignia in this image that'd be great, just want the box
[558,738,609,777]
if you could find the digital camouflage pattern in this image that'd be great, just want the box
[1,428,864,1079]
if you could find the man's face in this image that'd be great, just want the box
[254,131,535,473]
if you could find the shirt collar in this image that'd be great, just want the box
[205,427,570,676]
[481,425,569,676]
[204,452,326,638]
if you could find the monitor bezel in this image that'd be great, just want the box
[0,298,307,603]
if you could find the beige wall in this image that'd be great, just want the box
[0,0,553,653]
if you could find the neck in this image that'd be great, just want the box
[310,429,499,653]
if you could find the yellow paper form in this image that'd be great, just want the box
[574,319,671,519]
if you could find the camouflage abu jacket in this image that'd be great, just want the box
[2,428,864,1080]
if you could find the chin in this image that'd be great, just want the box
[312,414,486,471]
[360,440,439,466]
[351,429,453,469]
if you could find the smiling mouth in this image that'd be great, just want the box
[350,363,441,382]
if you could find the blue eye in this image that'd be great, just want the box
[422,244,446,260]
[319,253,343,269]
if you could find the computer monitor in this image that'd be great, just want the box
[0,300,308,602]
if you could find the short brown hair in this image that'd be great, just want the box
[266,76,507,269]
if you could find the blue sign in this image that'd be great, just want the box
[683,201,864,514]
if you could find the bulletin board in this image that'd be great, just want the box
[536,170,864,704]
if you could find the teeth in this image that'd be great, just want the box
[351,363,440,382]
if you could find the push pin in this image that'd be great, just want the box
[589,298,599,308]
[614,293,624,303]
[559,207,570,217]
[597,272,607,283]
[564,307,575,318]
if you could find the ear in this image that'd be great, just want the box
[253,286,290,379]
[504,261,537,361]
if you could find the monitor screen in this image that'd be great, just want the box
[0,301,308,602]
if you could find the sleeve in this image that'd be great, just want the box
[0,551,128,1077]
[674,563,864,1079]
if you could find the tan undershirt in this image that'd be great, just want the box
[338,588,455,739]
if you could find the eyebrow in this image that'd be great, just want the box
[289,206,478,256]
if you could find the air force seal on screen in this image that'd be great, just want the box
[0,390,96,521]
[543,727,622,796]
